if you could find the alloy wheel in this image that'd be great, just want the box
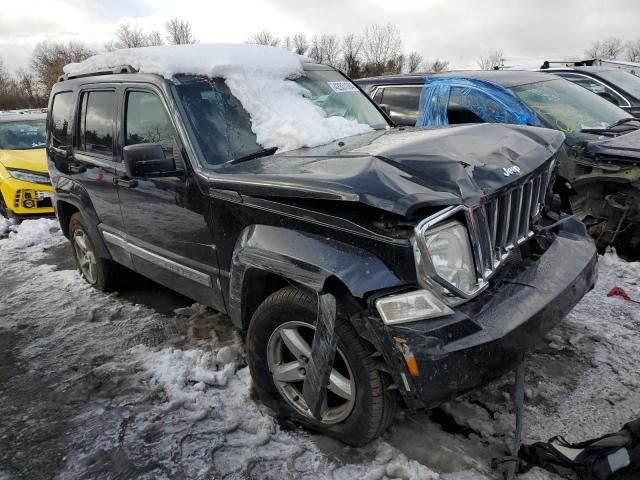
[266,320,356,424]
[73,229,97,284]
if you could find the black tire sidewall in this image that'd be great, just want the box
[247,288,389,446]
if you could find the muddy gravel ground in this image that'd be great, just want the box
[0,219,639,480]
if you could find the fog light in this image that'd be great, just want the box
[375,290,454,325]
[23,199,35,208]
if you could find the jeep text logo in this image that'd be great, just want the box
[502,166,521,177]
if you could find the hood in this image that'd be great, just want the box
[582,129,640,164]
[212,124,564,216]
[0,148,47,172]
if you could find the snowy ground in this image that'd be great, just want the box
[0,218,638,480]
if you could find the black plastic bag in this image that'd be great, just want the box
[518,419,640,479]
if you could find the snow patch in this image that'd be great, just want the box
[0,218,64,252]
[64,44,373,153]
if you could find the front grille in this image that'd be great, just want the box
[467,163,553,282]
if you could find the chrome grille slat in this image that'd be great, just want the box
[466,162,554,288]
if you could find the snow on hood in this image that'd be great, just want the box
[64,44,373,153]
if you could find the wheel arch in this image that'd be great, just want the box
[228,224,403,331]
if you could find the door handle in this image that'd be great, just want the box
[114,176,138,188]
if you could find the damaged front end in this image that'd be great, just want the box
[566,129,640,254]
[347,160,598,411]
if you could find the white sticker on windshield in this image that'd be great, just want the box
[327,81,358,93]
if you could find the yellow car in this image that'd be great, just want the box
[0,111,53,219]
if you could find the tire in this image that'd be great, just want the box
[0,193,17,221]
[69,212,119,291]
[246,286,396,446]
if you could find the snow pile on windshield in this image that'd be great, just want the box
[64,44,373,152]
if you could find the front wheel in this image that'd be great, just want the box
[246,287,396,446]
[69,212,119,291]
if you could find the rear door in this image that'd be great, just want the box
[68,87,128,236]
[113,85,224,310]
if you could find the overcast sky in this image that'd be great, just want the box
[1,0,639,72]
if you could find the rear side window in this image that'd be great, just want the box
[378,86,422,126]
[125,91,180,167]
[50,92,74,147]
[78,91,115,156]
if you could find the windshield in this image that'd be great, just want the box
[597,69,640,99]
[512,79,631,142]
[175,69,387,167]
[0,119,47,150]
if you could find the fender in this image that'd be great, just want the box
[227,224,404,328]
[53,176,112,260]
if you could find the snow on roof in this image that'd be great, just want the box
[64,44,373,153]
[63,43,304,79]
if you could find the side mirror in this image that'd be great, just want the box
[123,144,183,178]
[379,103,391,116]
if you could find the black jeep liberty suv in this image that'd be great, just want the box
[47,50,597,446]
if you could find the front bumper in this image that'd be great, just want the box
[382,217,598,409]
[0,176,54,217]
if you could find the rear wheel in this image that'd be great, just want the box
[69,213,119,291]
[246,286,396,446]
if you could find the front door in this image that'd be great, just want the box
[114,86,224,311]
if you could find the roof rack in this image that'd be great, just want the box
[540,59,596,69]
[57,65,139,83]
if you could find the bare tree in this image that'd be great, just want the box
[16,69,36,101]
[292,33,309,55]
[361,23,403,75]
[247,31,280,47]
[425,58,449,72]
[105,23,163,51]
[405,52,423,73]
[477,50,505,70]
[627,39,640,62]
[586,37,624,59]
[321,35,341,67]
[31,41,94,95]
[165,18,197,45]
[341,33,363,77]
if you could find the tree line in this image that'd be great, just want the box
[246,24,450,78]
[2,21,640,111]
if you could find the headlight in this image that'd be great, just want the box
[418,220,477,297]
[375,290,453,325]
[7,168,51,185]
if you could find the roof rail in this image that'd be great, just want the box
[57,65,139,83]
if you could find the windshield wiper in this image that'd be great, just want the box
[606,117,640,129]
[227,147,277,165]
[581,117,640,135]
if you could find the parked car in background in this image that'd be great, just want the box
[538,65,640,118]
[0,111,53,219]
[47,44,597,445]
[357,71,640,253]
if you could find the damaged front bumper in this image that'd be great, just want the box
[370,217,598,410]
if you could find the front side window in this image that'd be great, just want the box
[597,69,640,99]
[50,91,74,147]
[555,73,624,106]
[513,78,631,142]
[125,91,179,166]
[0,120,46,150]
[377,86,422,126]
[78,91,115,156]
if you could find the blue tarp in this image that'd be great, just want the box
[416,77,543,128]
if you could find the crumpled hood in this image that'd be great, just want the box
[582,129,640,163]
[0,148,48,172]
[213,124,564,216]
